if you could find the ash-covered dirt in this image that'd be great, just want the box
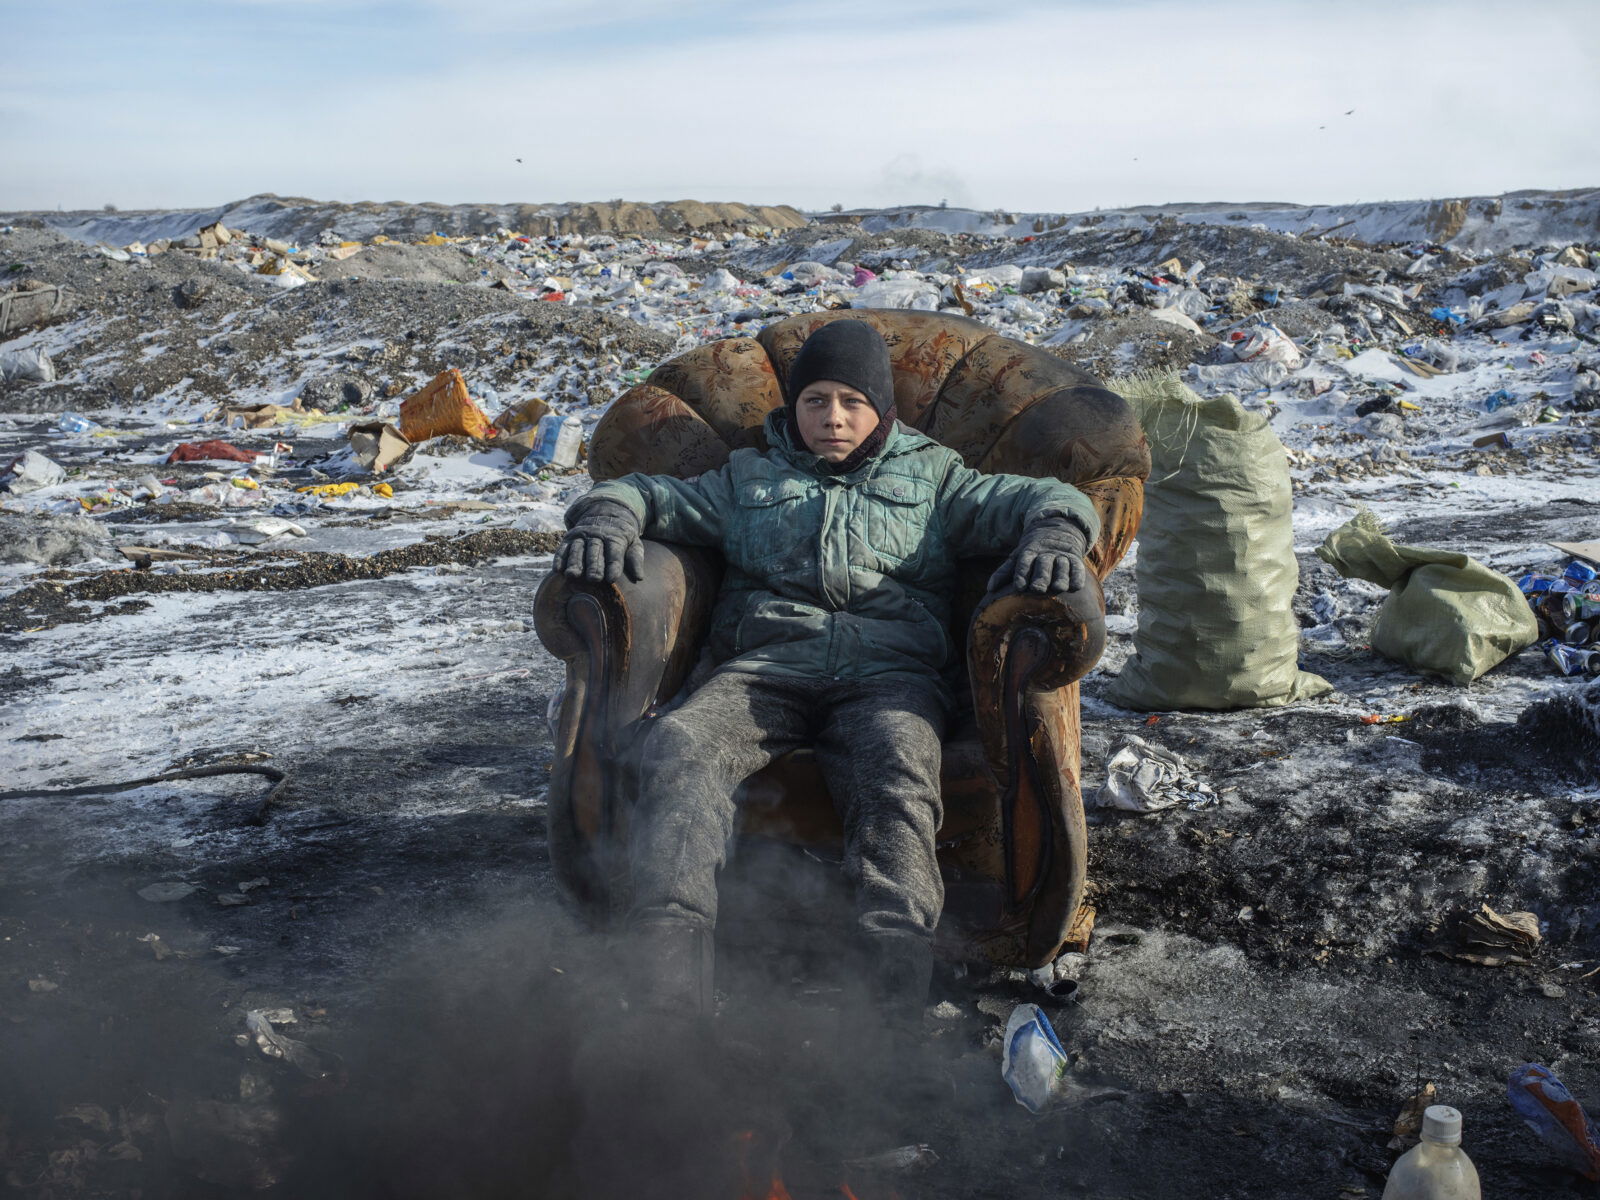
[2,194,1599,1199]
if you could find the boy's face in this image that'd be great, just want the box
[794,380,879,463]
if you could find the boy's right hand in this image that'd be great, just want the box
[555,499,645,583]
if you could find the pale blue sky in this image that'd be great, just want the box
[3,0,1596,213]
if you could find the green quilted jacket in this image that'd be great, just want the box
[577,410,1100,697]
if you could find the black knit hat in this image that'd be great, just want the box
[786,320,895,418]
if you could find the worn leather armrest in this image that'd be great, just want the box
[967,574,1107,701]
[534,540,722,732]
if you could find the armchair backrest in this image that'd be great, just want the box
[589,309,1150,576]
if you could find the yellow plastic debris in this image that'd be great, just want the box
[371,483,393,499]
[231,477,259,490]
[419,234,450,246]
[295,482,360,498]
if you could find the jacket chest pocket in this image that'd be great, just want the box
[857,477,936,566]
[732,477,816,569]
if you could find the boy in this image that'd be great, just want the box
[555,320,1098,1026]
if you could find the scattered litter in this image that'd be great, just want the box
[296,481,361,499]
[1095,735,1216,812]
[523,412,583,469]
[1389,1082,1438,1150]
[243,1009,342,1082]
[1507,1063,1600,1181]
[137,881,198,902]
[843,1145,939,1173]
[213,400,304,429]
[1001,1003,1068,1113]
[398,367,493,442]
[223,518,307,544]
[3,449,67,493]
[348,421,414,473]
[166,439,260,464]
[1444,903,1541,967]
[0,345,56,383]
[27,977,59,993]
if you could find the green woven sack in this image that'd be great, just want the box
[1316,509,1538,684]
[1105,374,1330,710]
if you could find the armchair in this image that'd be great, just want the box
[534,309,1149,966]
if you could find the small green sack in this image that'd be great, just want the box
[1316,509,1538,685]
[1106,374,1330,711]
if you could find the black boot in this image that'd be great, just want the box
[625,914,715,1021]
[862,930,933,1032]
[857,931,951,1113]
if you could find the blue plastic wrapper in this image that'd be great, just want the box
[1507,1063,1600,1181]
[1564,560,1599,584]
[1001,1003,1068,1113]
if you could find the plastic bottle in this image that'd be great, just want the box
[1382,1106,1480,1199]
[550,415,582,468]
[522,412,583,470]
[57,412,99,433]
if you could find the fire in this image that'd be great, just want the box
[734,1131,901,1200]
[734,1131,793,1200]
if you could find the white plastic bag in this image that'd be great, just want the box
[1231,323,1304,369]
[0,347,56,383]
[852,277,941,311]
[1001,1004,1068,1113]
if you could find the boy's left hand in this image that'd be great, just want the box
[988,518,1089,595]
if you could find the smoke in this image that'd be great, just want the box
[267,856,942,1199]
[877,154,974,211]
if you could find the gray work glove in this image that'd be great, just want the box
[988,517,1090,595]
[555,499,645,583]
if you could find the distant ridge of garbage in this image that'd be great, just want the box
[24,194,810,248]
[819,187,1600,253]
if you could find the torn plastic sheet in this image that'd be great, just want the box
[1095,734,1216,812]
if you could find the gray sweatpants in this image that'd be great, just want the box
[627,670,948,940]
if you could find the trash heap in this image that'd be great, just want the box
[2,204,1597,615]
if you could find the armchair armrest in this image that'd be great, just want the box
[967,575,1107,698]
[965,576,1105,959]
[533,540,721,911]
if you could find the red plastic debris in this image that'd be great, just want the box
[1144,715,1162,726]
[166,439,259,464]
[540,291,566,302]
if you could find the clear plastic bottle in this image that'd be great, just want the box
[1381,1105,1480,1200]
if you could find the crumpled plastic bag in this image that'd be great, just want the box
[2,449,67,492]
[1230,323,1304,369]
[1096,734,1215,812]
[1507,1063,1600,1180]
[398,367,493,442]
[0,346,56,383]
[1001,1004,1067,1113]
[1316,508,1538,684]
[852,277,941,311]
